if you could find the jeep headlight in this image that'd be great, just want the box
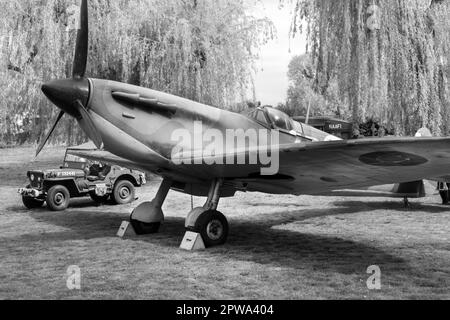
[30,174,35,181]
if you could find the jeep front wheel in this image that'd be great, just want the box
[22,196,44,209]
[112,180,135,205]
[46,185,70,211]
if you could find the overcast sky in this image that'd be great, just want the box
[250,1,307,106]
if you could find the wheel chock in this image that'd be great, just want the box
[117,221,137,238]
[180,231,205,251]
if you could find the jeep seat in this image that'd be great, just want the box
[87,174,106,182]
[86,165,111,182]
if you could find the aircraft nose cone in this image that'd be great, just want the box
[42,78,90,118]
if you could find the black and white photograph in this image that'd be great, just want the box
[0,0,449,305]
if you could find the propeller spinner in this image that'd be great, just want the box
[37,0,103,157]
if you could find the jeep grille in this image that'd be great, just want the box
[29,172,44,189]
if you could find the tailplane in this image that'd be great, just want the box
[415,127,432,137]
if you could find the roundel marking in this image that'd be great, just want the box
[359,151,428,167]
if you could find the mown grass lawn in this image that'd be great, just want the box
[0,147,449,299]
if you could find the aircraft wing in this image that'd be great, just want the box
[69,137,450,196]
[172,137,450,195]
[244,137,450,195]
[67,148,147,173]
[67,148,205,183]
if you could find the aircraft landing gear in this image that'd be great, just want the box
[403,196,410,208]
[130,179,172,235]
[124,178,229,248]
[185,179,229,248]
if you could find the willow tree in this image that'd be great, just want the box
[285,54,345,118]
[0,0,274,145]
[287,0,450,136]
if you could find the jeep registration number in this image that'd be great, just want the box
[57,172,78,177]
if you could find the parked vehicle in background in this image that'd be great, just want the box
[19,147,146,211]
[293,116,353,139]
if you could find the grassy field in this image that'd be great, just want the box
[0,146,449,300]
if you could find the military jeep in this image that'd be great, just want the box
[19,148,146,211]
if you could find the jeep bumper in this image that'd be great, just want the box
[18,188,43,198]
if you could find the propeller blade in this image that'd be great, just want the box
[75,100,104,149]
[72,0,88,78]
[36,111,65,157]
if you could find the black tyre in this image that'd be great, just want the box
[46,185,70,211]
[90,193,109,204]
[194,210,229,248]
[130,220,161,235]
[22,196,44,209]
[112,180,135,205]
[440,190,448,205]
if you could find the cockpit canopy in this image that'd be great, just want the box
[266,108,293,131]
[247,107,300,133]
[246,106,341,142]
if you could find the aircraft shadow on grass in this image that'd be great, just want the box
[6,201,445,278]
[5,198,125,212]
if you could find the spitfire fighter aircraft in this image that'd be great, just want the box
[38,0,450,247]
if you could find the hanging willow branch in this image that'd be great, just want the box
[286,0,450,136]
[0,0,274,145]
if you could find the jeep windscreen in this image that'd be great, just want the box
[64,153,89,170]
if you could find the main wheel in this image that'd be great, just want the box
[90,193,109,204]
[112,180,135,205]
[46,185,70,211]
[22,196,44,209]
[194,210,229,248]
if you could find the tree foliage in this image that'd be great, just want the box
[0,0,274,146]
[286,0,450,136]
[283,54,345,118]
